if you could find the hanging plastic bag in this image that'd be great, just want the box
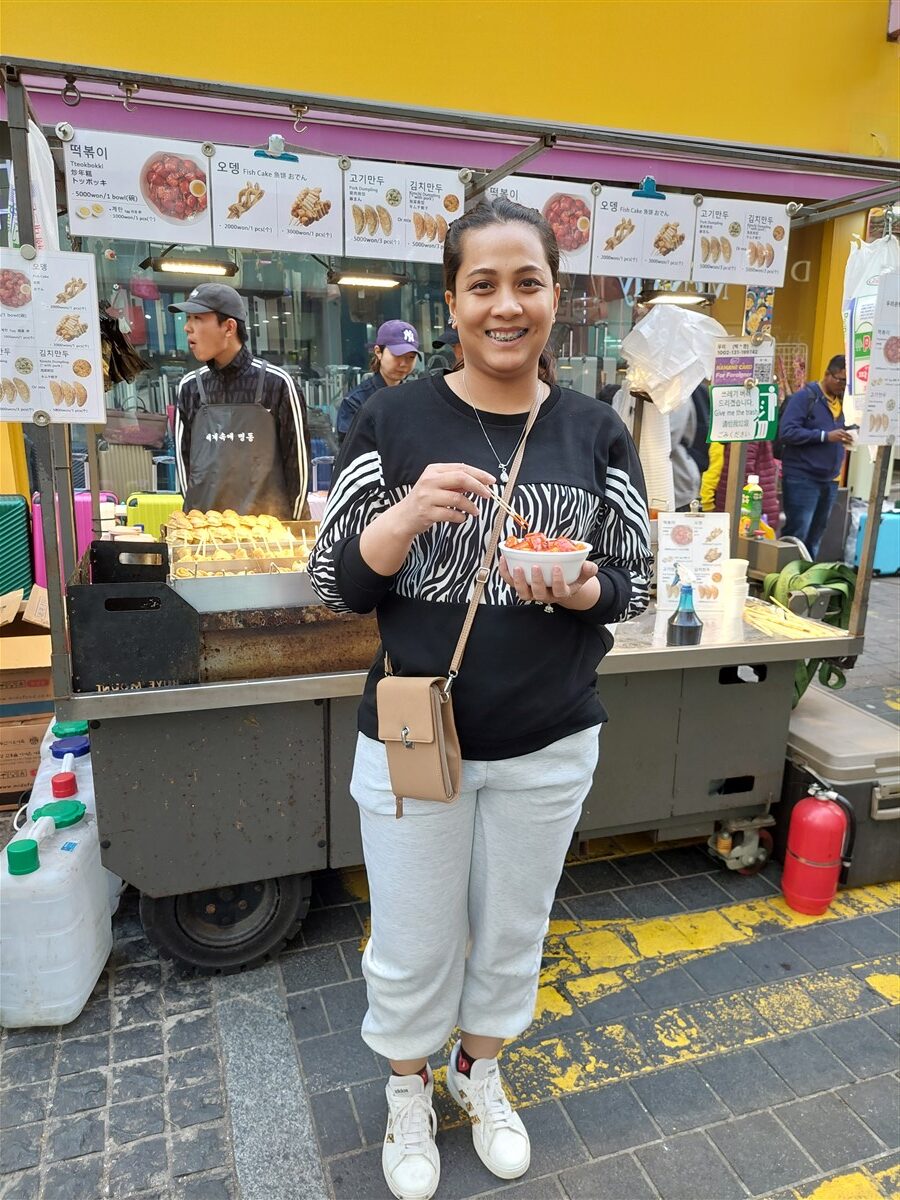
[842,233,900,425]
[622,304,725,414]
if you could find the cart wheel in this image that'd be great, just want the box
[139,873,312,974]
[738,829,774,876]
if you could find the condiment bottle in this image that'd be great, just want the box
[667,584,703,647]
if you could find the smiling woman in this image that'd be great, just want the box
[308,196,652,1200]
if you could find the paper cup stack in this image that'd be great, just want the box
[721,559,749,641]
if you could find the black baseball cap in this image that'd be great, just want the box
[168,283,246,323]
[433,328,460,348]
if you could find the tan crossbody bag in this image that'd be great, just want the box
[376,394,543,818]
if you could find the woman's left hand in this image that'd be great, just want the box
[497,558,599,607]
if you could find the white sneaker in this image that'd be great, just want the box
[447,1042,530,1180]
[382,1066,441,1200]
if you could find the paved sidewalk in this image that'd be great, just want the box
[1,578,897,1200]
[1,849,897,1200]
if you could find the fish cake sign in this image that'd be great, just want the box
[209,147,343,254]
[0,248,104,424]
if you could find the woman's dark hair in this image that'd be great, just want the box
[443,197,560,384]
[214,312,247,346]
[369,347,382,374]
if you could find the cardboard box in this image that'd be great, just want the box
[0,610,54,716]
[0,714,47,796]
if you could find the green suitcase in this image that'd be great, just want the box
[0,494,33,599]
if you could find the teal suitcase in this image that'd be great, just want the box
[0,495,33,599]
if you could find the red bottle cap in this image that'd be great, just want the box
[51,771,78,799]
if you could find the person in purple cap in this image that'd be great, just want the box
[336,319,420,444]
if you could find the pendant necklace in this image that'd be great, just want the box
[461,372,543,484]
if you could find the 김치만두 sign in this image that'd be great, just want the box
[344,160,463,264]
[693,198,790,287]
[210,147,343,254]
[487,176,595,275]
[65,132,213,245]
[0,248,104,424]
[858,269,900,445]
[590,187,697,282]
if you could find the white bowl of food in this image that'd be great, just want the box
[499,534,591,586]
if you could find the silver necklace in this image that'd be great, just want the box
[461,373,543,484]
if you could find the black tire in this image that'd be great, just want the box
[140,873,311,974]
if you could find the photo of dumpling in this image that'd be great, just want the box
[352,203,364,235]
[412,211,426,240]
[376,205,392,236]
[364,205,378,236]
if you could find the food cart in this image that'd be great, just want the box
[2,60,894,971]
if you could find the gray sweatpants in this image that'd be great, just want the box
[350,726,601,1061]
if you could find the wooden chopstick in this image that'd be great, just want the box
[492,491,530,530]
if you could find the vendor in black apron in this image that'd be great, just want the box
[172,283,310,519]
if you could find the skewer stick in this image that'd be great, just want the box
[491,491,530,531]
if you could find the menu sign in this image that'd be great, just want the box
[693,198,790,287]
[65,132,213,245]
[709,384,778,443]
[656,513,731,612]
[858,270,900,445]
[344,160,463,264]
[0,248,104,424]
[487,176,595,274]
[210,147,343,254]
[590,187,696,281]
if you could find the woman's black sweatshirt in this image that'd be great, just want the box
[308,373,652,760]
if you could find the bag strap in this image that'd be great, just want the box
[445,388,545,687]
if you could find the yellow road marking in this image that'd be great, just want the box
[567,928,639,970]
[865,971,900,1003]
[502,963,897,1104]
[789,1157,900,1200]
[793,1170,884,1200]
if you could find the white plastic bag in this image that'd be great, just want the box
[621,304,725,414]
[842,233,900,424]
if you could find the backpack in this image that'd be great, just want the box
[762,559,857,706]
[772,384,818,460]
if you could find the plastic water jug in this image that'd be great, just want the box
[26,739,124,916]
[0,800,112,1028]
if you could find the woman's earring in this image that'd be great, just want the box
[450,317,457,328]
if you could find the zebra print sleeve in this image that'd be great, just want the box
[307,415,394,614]
[580,428,652,625]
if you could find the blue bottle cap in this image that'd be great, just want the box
[51,736,91,760]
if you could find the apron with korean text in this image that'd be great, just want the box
[184,363,292,518]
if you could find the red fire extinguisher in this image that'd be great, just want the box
[782,785,856,916]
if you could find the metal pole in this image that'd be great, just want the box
[87,425,103,534]
[51,423,78,581]
[32,419,73,702]
[848,443,891,638]
[724,442,748,557]
[6,66,73,702]
[631,394,644,452]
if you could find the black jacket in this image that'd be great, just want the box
[335,373,387,444]
[174,345,311,517]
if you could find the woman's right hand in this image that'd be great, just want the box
[392,463,497,538]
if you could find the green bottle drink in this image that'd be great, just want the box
[741,474,763,539]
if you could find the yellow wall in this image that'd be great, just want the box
[2,0,898,158]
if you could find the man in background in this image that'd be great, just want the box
[779,354,852,559]
[434,326,464,368]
